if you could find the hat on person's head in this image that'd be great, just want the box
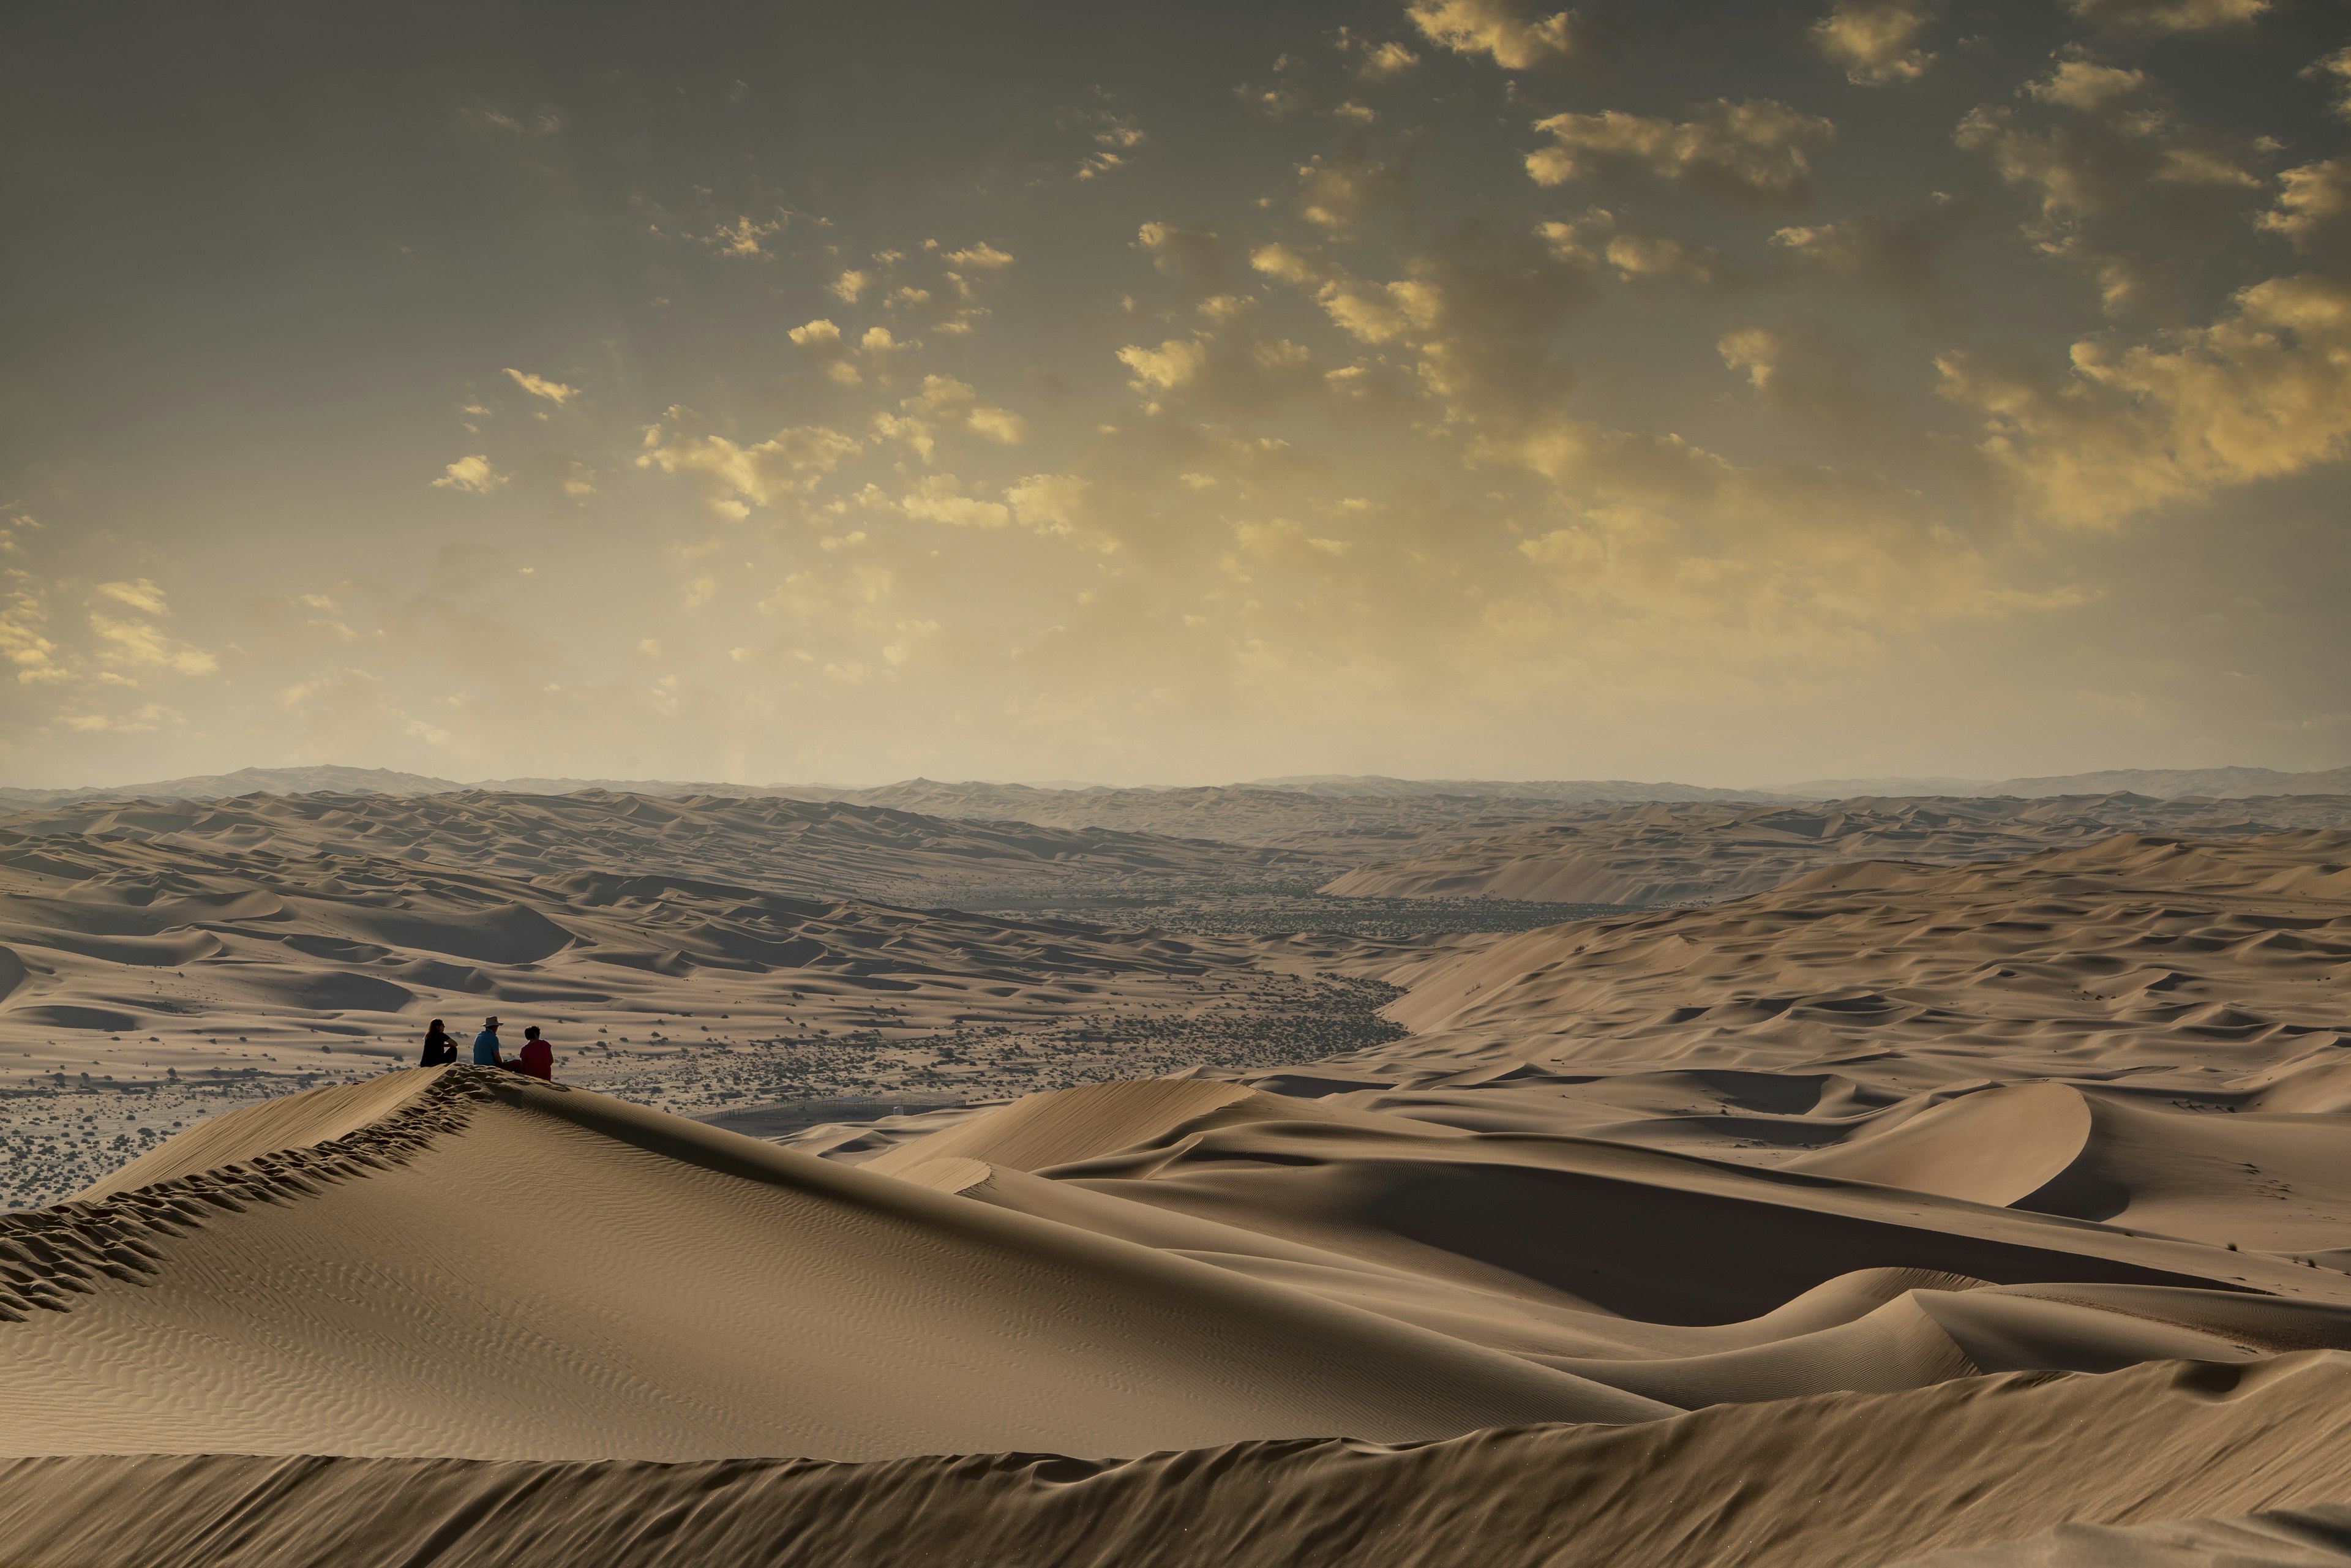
[484,1016,501,1027]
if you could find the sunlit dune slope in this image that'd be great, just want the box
[7,1354,2351,1567]
[0,1067,1657,1462]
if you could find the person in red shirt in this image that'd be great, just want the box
[516,1026,554,1081]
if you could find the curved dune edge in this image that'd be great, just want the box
[6,1354,2351,1567]
[0,1067,1671,1461]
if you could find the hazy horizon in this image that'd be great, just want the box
[7,0,2349,789]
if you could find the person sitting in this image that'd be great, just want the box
[473,1016,506,1067]
[516,1026,554,1081]
[419,1019,458,1068]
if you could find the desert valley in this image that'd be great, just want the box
[13,0,2351,1558]
[3,769,2351,1563]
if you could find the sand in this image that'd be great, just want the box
[3,797,2351,1562]
[1321,793,2351,904]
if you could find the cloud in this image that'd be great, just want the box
[1957,53,2274,306]
[0,582,64,685]
[1117,337,1210,390]
[943,242,1015,270]
[830,269,871,304]
[431,455,508,495]
[1137,222,1230,290]
[93,579,168,615]
[899,474,1011,529]
[1332,27,1420,79]
[1528,99,1836,206]
[86,580,217,677]
[1406,0,1575,69]
[1771,207,1958,293]
[899,375,1027,445]
[502,367,578,405]
[59,702,181,733]
[2307,45,2351,120]
[789,318,862,385]
[1810,1,1936,86]
[635,408,860,516]
[965,407,1028,445]
[465,106,564,136]
[700,213,787,258]
[1250,242,1327,285]
[1937,273,2351,528]
[1072,108,1147,181]
[1603,232,1727,283]
[2260,157,2351,246]
[1004,473,1093,538]
[1295,149,1413,236]
[2063,0,2269,33]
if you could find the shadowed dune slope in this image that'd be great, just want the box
[7,1355,2351,1567]
[0,1068,1665,1462]
[1899,1505,2351,1566]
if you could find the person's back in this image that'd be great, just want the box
[473,1016,504,1066]
[517,1026,553,1081]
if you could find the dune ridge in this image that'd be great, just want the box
[6,1354,2351,1566]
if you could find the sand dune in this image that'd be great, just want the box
[0,787,1303,904]
[4,807,2351,1561]
[6,1354,2351,1566]
[2,1068,1657,1463]
[0,808,1414,1201]
[1321,794,2351,906]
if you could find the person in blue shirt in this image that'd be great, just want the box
[473,1016,507,1067]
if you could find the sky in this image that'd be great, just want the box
[4,0,2349,790]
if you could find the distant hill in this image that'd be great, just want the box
[1779,765,2351,800]
[0,765,465,809]
[1245,775,1768,803]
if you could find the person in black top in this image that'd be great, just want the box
[419,1019,459,1067]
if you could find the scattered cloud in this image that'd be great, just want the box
[1528,99,1836,206]
[2063,0,2269,34]
[502,367,578,405]
[1406,0,1575,69]
[636,409,860,517]
[432,455,509,495]
[1333,29,1421,80]
[789,318,863,385]
[1938,272,2351,527]
[2307,45,2351,120]
[2260,156,2351,246]
[700,213,787,258]
[1811,1,1937,86]
[943,241,1015,270]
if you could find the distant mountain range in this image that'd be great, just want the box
[4,762,2348,812]
[1775,766,2351,800]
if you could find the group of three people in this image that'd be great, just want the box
[418,1015,554,1081]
